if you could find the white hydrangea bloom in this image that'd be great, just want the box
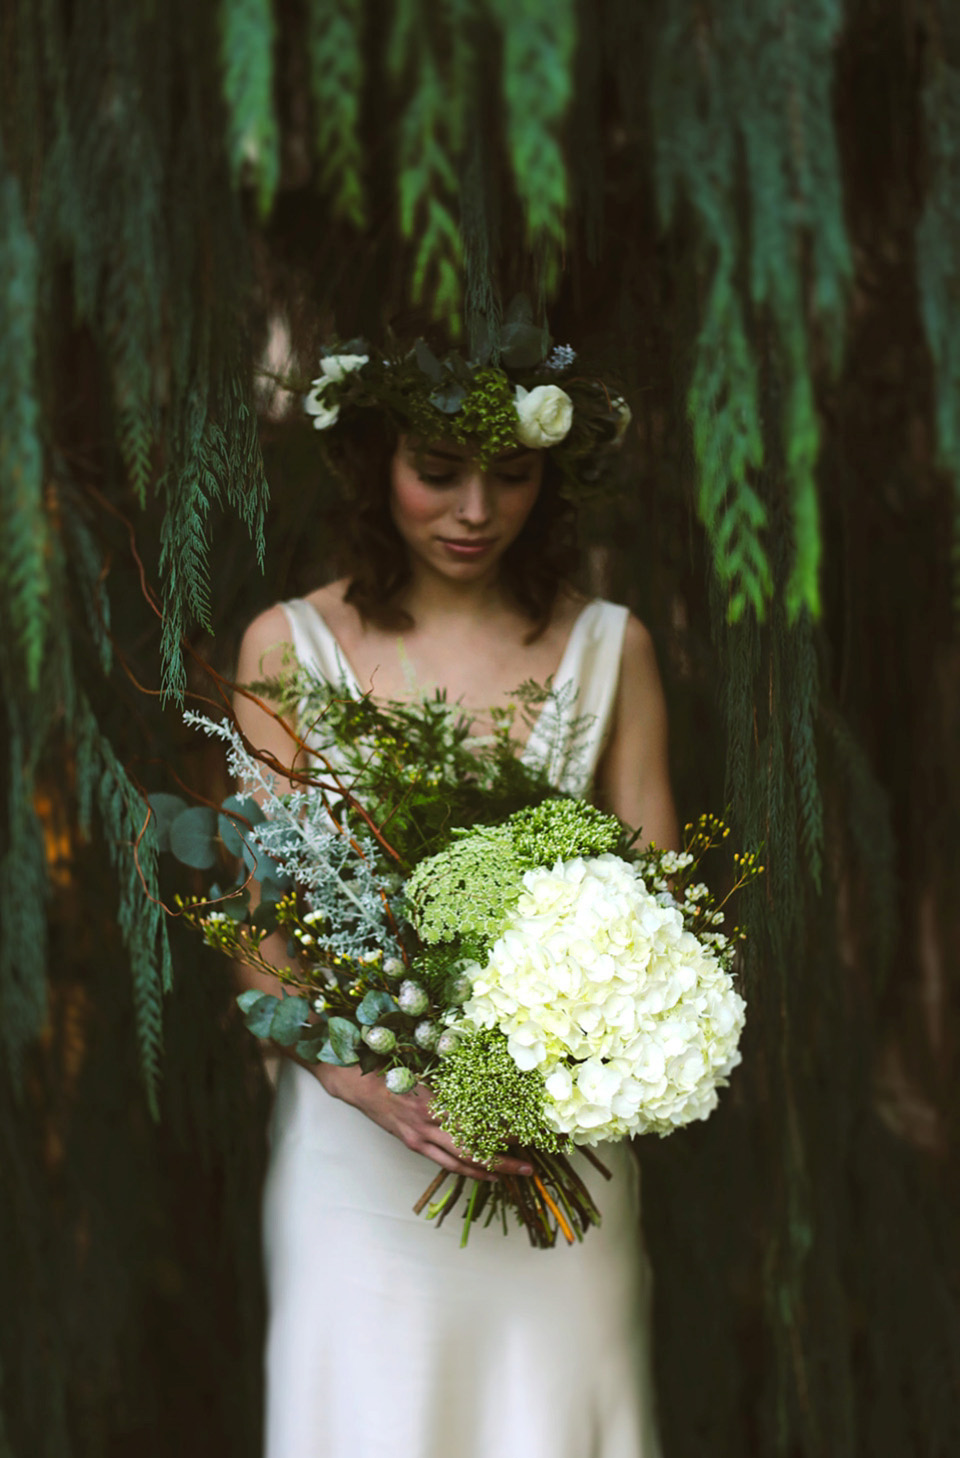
[462,854,745,1145]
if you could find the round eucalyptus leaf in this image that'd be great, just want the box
[169,805,219,869]
[148,792,189,853]
[252,901,279,936]
[414,338,443,382]
[218,794,265,857]
[242,993,279,1038]
[429,382,467,415]
[221,892,251,924]
[356,990,399,1026]
[259,874,293,904]
[328,1016,360,1064]
[499,321,547,369]
[270,996,310,1047]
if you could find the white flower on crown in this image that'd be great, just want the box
[317,352,369,382]
[514,384,574,449]
[304,379,339,430]
[611,395,632,443]
[304,353,369,431]
[462,853,746,1145]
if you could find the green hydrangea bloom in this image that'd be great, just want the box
[509,798,622,868]
[431,1028,558,1164]
[405,825,524,946]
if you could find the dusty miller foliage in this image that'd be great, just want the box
[0,2,957,1457]
[184,709,393,955]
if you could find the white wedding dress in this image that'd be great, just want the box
[261,597,662,1458]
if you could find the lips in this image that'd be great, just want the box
[437,537,498,556]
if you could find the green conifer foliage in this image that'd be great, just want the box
[389,0,465,324]
[493,0,575,293]
[220,0,280,218]
[651,0,852,625]
[916,29,960,619]
[0,163,47,691]
[306,0,367,227]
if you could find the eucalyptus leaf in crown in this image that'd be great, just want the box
[301,295,632,494]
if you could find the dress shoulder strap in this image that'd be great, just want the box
[523,600,629,798]
[278,598,359,690]
[563,599,629,778]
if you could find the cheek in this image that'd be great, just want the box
[497,480,542,534]
[389,466,446,533]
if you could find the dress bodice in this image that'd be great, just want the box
[278,596,630,799]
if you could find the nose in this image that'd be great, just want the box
[454,471,493,527]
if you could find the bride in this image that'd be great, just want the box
[232,335,678,1458]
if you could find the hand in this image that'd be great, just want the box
[316,1062,534,1182]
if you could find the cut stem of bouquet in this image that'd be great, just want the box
[415,1147,607,1249]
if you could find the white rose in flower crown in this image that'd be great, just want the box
[514,384,574,448]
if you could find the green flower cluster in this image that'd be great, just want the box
[431,1028,559,1165]
[510,798,622,868]
[406,799,624,951]
[405,825,523,945]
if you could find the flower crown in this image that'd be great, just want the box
[303,302,631,498]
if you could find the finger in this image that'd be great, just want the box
[426,1126,495,1172]
[422,1129,498,1180]
[490,1153,536,1176]
[421,1142,497,1181]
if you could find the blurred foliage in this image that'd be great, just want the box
[0,0,958,1454]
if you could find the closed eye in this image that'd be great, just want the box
[419,471,458,486]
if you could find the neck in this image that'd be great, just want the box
[396,558,511,626]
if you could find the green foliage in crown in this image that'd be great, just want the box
[300,296,632,484]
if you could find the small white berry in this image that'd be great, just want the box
[398,980,429,1016]
[385,1067,416,1094]
[437,1028,462,1057]
[361,1026,397,1053]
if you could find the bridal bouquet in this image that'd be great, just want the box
[155,670,758,1247]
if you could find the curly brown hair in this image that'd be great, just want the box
[321,407,581,641]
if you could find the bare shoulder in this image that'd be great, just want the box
[616,612,667,712]
[236,602,295,680]
[621,612,658,671]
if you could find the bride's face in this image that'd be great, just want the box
[389,435,544,579]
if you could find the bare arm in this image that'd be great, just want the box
[594,614,680,853]
[230,607,532,1181]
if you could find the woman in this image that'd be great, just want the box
[233,338,678,1458]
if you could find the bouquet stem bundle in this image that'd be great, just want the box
[414,1147,611,1249]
